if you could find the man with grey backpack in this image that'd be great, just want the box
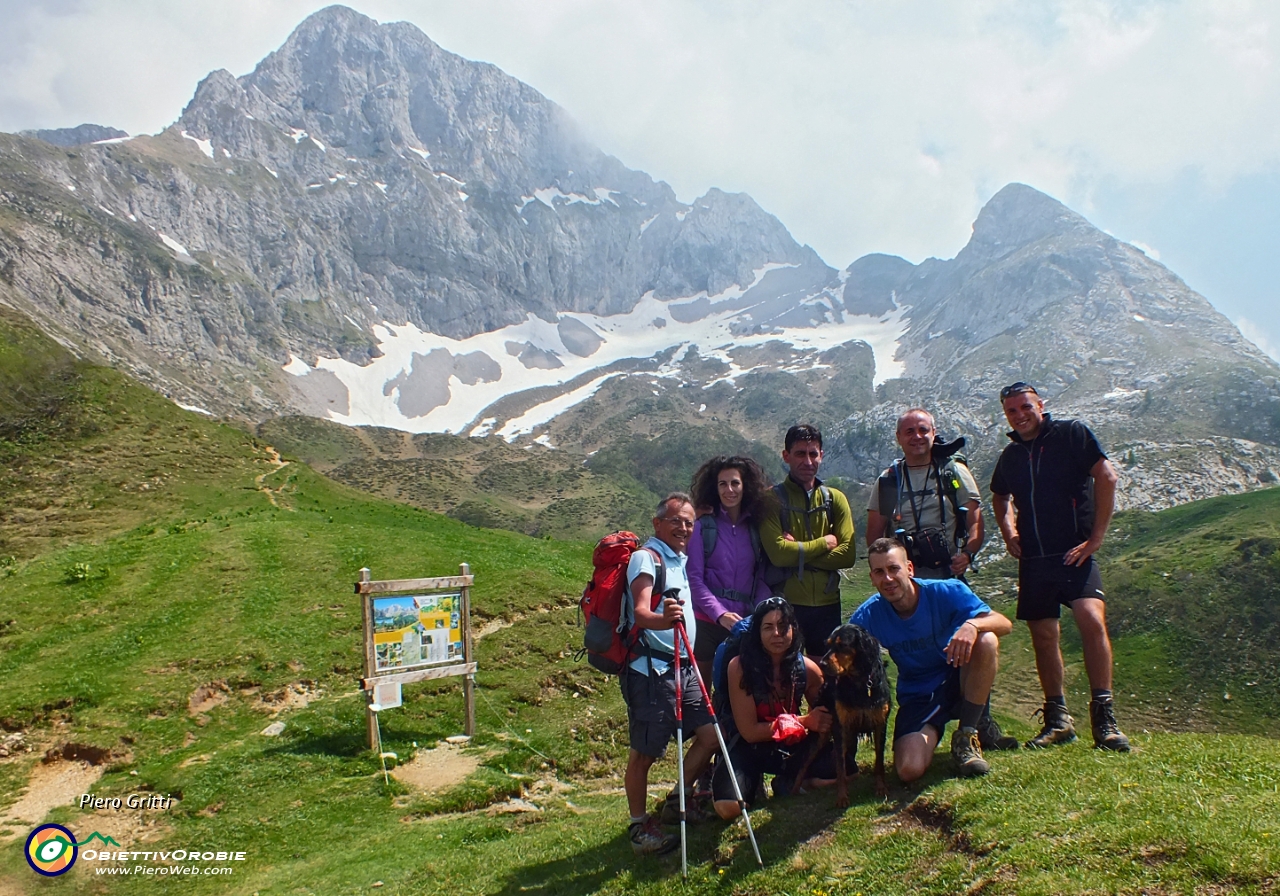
[867,408,984,580]
[866,407,1017,752]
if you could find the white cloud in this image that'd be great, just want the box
[1130,240,1161,260]
[2,1,1278,302]
[1236,315,1280,364]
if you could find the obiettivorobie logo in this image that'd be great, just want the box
[24,825,120,876]
[26,823,247,877]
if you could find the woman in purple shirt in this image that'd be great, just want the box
[687,455,776,681]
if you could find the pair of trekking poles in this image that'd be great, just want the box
[670,619,763,877]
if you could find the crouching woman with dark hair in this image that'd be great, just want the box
[712,597,834,820]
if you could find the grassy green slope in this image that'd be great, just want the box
[968,487,1280,737]
[0,305,272,561]
[1104,488,1280,730]
[257,415,659,541]
[1,307,1278,894]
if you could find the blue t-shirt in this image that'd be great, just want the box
[625,537,695,675]
[849,578,991,697]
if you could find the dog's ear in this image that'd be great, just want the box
[827,650,852,675]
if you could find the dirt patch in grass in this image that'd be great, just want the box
[473,606,559,641]
[1,759,106,825]
[254,680,323,715]
[188,681,229,715]
[43,742,117,766]
[71,801,176,849]
[1,742,128,825]
[392,742,481,795]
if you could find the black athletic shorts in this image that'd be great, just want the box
[894,668,962,742]
[1017,557,1105,621]
[693,618,732,663]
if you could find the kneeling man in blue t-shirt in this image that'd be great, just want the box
[850,538,1013,781]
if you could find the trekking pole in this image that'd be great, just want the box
[673,620,688,877]
[673,621,764,868]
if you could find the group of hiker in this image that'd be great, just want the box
[594,383,1129,857]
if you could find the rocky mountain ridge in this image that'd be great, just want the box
[0,5,1277,515]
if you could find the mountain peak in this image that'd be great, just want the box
[965,183,1096,263]
[287,4,381,40]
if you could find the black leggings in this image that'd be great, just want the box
[711,733,840,805]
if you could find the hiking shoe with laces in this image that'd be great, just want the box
[950,726,990,777]
[658,788,711,825]
[977,714,1020,751]
[694,768,714,801]
[1090,699,1131,752]
[1025,703,1077,749]
[629,816,678,856]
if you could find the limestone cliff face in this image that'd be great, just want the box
[0,6,825,417]
[830,184,1280,508]
[0,8,1277,513]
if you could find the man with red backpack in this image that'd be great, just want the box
[621,493,718,856]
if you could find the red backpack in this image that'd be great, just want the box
[579,531,665,674]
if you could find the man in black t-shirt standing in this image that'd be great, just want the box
[990,383,1129,752]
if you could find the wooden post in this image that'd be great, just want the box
[460,562,476,737]
[359,567,378,752]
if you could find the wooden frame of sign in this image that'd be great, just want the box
[356,563,476,751]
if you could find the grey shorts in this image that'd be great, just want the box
[621,662,713,758]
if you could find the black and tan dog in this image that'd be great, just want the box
[793,623,892,804]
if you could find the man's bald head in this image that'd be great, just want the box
[896,408,936,466]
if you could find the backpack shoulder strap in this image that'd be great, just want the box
[773,483,792,537]
[791,652,808,712]
[877,464,900,535]
[629,547,668,659]
[939,458,968,544]
[939,459,965,505]
[748,521,763,565]
[628,547,666,613]
[647,547,666,610]
[700,513,718,562]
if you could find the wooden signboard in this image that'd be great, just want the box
[356,563,476,749]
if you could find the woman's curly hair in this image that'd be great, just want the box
[689,455,772,520]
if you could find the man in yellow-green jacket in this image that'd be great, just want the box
[760,424,857,653]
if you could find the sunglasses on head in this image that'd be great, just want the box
[999,382,1039,400]
[755,596,789,615]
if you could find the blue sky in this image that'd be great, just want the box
[1,0,1275,360]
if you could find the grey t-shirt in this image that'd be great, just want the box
[868,460,981,535]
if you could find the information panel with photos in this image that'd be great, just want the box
[356,565,476,746]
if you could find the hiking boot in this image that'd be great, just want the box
[693,768,714,802]
[629,816,678,856]
[977,713,1020,751]
[1026,703,1077,749]
[1090,699,1131,752]
[658,788,711,825]
[950,726,990,777]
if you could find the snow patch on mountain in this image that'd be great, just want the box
[496,372,616,440]
[281,264,908,435]
[179,131,214,159]
[516,186,620,213]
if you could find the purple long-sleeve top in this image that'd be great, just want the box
[686,507,773,624]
